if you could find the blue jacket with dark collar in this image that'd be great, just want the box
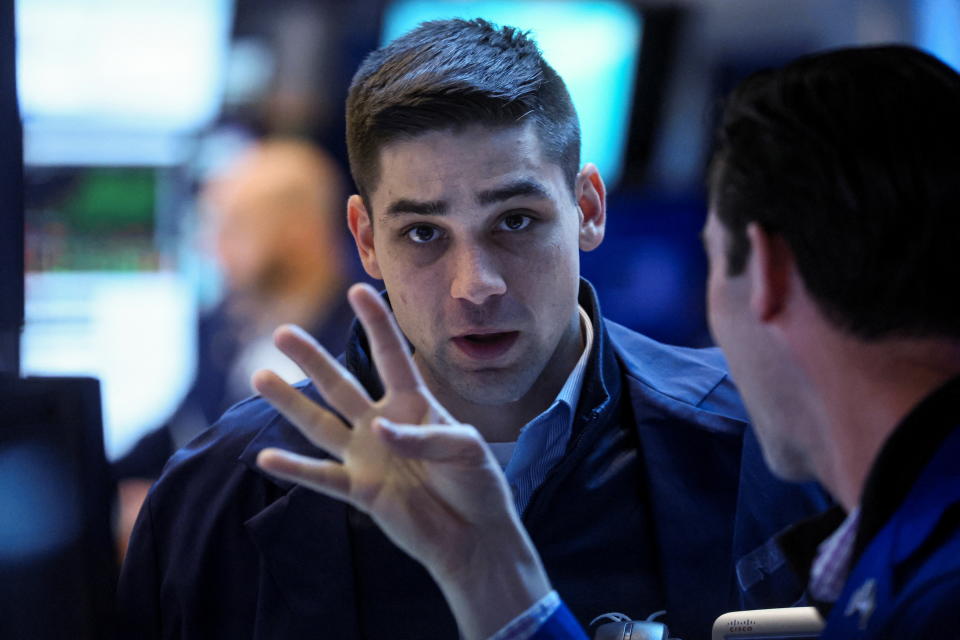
[818,376,960,638]
[118,281,829,640]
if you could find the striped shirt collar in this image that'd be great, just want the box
[551,305,594,417]
[808,506,861,603]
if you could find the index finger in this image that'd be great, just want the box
[348,283,424,393]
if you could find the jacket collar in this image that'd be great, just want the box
[515,280,622,522]
[854,374,960,558]
[571,278,622,435]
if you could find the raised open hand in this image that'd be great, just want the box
[252,285,549,627]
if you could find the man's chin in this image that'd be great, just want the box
[427,362,535,406]
[415,347,544,407]
[448,372,532,406]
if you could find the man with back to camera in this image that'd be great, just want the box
[254,45,960,639]
[117,19,829,639]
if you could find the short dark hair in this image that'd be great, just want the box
[709,45,960,339]
[346,18,580,206]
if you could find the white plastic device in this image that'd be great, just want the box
[712,607,824,639]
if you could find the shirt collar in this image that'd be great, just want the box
[551,305,594,419]
[808,506,861,603]
[853,374,960,559]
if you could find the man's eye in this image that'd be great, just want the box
[499,214,532,231]
[404,225,440,244]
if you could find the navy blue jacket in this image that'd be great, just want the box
[118,282,828,639]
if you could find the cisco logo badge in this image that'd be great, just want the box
[712,607,824,639]
[727,618,756,634]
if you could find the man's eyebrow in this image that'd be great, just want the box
[384,198,447,216]
[476,179,551,206]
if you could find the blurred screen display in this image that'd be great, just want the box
[16,0,232,166]
[25,167,158,272]
[15,0,232,132]
[21,271,196,460]
[21,163,196,459]
[382,0,642,187]
[14,0,233,455]
[20,166,199,459]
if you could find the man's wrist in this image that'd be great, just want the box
[430,524,551,640]
[489,590,561,640]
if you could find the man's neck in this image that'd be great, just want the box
[807,335,960,511]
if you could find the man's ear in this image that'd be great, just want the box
[576,163,606,252]
[746,222,791,323]
[347,194,383,280]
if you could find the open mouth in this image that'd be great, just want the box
[451,331,519,361]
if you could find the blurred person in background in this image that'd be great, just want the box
[113,138,356,557]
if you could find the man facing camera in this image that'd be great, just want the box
[118,19,826,639]
[253,45,960,639]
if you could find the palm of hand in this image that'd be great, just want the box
[253,284,516,575]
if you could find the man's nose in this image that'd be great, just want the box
[449,243,507,305]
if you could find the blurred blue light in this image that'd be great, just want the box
[382,0,642,187]
[917,0,960,71]
[0,443,80,564]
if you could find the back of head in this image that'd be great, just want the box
[710,45,960,340]
[346,18,580,204]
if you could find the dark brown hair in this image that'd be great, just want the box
[346,18,580,207]
[710,45,960,339]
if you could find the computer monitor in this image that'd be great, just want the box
[0,376,117,639]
